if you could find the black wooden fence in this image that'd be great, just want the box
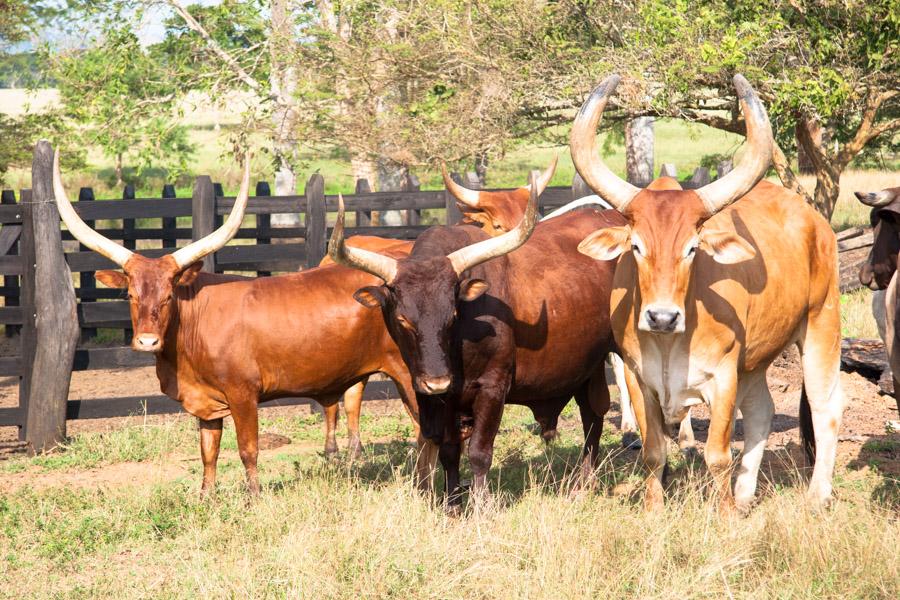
[0,141,725,453]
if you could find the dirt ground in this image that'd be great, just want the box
[1,347,898,484]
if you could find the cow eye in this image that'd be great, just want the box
[396,315,416,333]
[686,246,696,257]
[631,244,642,256]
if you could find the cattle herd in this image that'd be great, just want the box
[51,74,898,515]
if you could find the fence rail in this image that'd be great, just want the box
[0,142,727,452]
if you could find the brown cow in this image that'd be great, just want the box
[330,175,623,506]
[854,187,900,425]
[319,163,565,456]
[574,75,844,512]
[53,153,437,495]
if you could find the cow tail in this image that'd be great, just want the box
[798,386,816,466]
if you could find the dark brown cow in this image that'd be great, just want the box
[855,187,900,424]
[318,163,565,455]
[54,153,437,495]
[330,176,624,505]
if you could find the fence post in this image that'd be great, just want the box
[305,173,326,270]
[355,178,372,227]
[659,164,678,179]
[684,167,711,190]
[571,172,591,201]
[445,172,464,225]
[2,189,20,337]
[23,141,80,454]
[77,187,97,341]
[255,181,271,277]
[191,176,216,273]
[161,184,177,249]
[717,160,733,179]
[406,173,421,226]
[213,183,225,230]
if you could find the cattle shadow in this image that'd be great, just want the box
[847,432,900,511]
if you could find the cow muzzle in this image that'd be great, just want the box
[640,304,684,334]
[417,375,452,395]
[133,333,162,352]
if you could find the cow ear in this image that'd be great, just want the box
[578,226,631,261]
[354,286,388,308]
[699,229,756,264]
[95,270,129,289]
[175,262,204,287]
[460,278,489,302]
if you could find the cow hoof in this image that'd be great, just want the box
[621,431,642,450]
[445,503,463,518]
[541,429,559,444]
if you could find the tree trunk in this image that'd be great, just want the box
[377,157,408,226]
[115,152,123,187]
[796,121,822,175]
[625,117,654,186]
[475,153,489,186]
[269,0,300,228]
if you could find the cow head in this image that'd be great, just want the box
[54,151,251,352]
[329,177,539,395]
[575,74,770,334]
[855,188,900,291]
[442,157,556,234]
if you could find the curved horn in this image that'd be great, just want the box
[523,155,559,196]
[694,75,773,216]
[328,194,398,282]
[441,163,482,208]
[447,170,540,276]
[855,190,897,208]
[170,158,251,269]
[54,150,134,267]
[570,75,641,212]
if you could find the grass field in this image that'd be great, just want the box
[0,405,897,599]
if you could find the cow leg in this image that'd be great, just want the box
[343,380,365,458]
[198,417,223,497]
[391,372,438,493]
[799,306,845,507]
[733,374,773,511]
[439,440,463,511]
[229,397,261,496]
[574,368,611,489]
[467,392,506,506]
[624,364,668,509]
[704,371,739,514]
[323,402,339,458]
[613,353,641,450]
[677,409,696,454]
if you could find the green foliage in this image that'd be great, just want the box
[45,25,196,182]
[0,110,83,185]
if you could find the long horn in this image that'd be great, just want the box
[328,194,399,282]
[523,155,559,196]
[170,158,251,269]
[441,163,482,208]
[570,75,641,212]
[54,150,135,267]
[855,190,897,208]
[694,75,773,216]
[447,170,540,276]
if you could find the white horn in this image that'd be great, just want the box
[570,75,641,212]
[170,157,251,269]
[523,155,559,196]
[441,163,482,208]
[694,75,774,216]
[54,150,134,268]
[328,194,399,283]
[447,170,540,276]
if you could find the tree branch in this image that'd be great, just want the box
[836,89,899,168]
[162,0,290,106]
[771,141,812,204]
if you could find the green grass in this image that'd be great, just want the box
[1,406,898,598]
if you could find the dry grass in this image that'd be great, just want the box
[0,408,897,599]
[841,288,881,339]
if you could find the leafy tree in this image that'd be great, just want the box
[44,26,195,185]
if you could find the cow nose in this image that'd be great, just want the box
[644,307,682,333]
[419,376,451,395]
[134,334,161,352]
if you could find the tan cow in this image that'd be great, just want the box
[573,74,844,512]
